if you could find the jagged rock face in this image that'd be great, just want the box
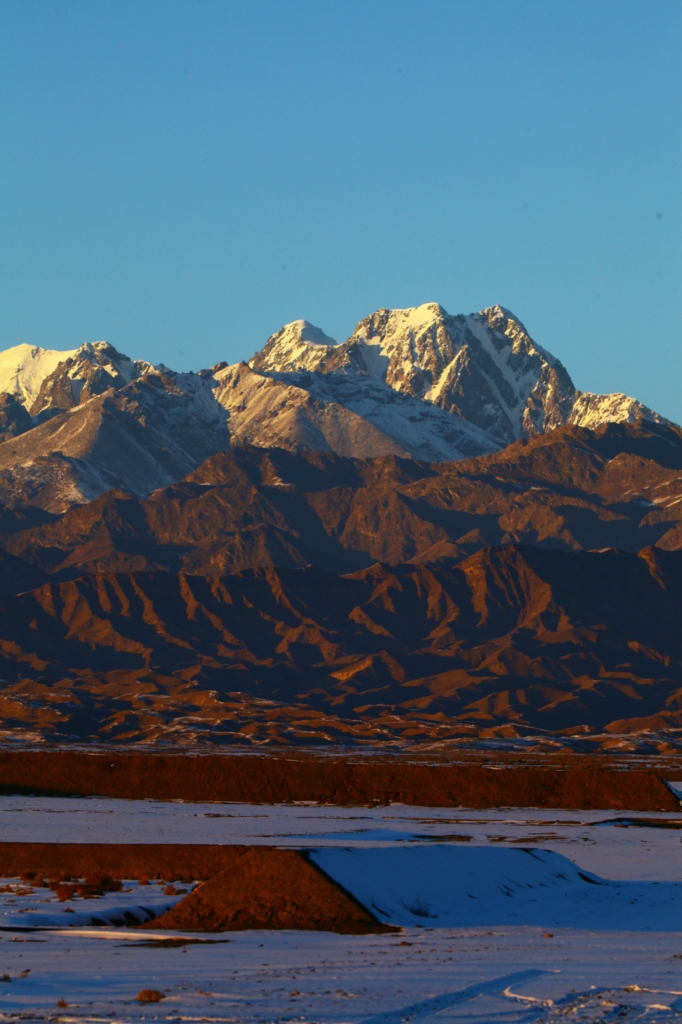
[0,394,31,442]
[28,342,152,418]
[253,304,578,444]
[568,391,670,430]
[250,303,666,447]
[345,304,577,444]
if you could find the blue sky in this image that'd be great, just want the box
[1,0,680,422]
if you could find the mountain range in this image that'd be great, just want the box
[0,420,680,587]
[0,302,680,749]
[0,303,673,513]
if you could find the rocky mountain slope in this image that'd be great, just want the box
[0,303,673,511]
[0,371,231,511]
[1,420,679,587]
[0,545,679,746]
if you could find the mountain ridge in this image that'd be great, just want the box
[1,419,680,587]
[0,302,674,511]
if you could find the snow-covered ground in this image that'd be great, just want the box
[1,924,682,1022]
[2,795,681,881]
[1,795,682,1021]
[0,879,189,931]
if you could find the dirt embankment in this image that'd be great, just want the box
[0,750,679,811]
[148,848,393,934]
[0,843,240,882]
[0,843,391,935]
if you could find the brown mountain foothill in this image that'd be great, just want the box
[0,544,680,745]
[0,419,680,748]
[0,549,47,596]
[0,421,680,582]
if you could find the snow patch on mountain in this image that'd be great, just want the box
[569,391,669,431]
[0,343,78,406]
[249,320,338,374]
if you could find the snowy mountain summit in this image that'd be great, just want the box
[0,301,674,511]
[251,303,669,448]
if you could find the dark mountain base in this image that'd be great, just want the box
[0,544,680,746]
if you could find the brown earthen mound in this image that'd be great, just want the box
[148,848,391,934]
[136,990,164,1003]
[0,751,678,811]
[0,842,391,935]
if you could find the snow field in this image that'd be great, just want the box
[1,796,681,1021]
[0,879,190,931]
[2,797,681,882]
[1,925,682,1022]
[311,846,682,930]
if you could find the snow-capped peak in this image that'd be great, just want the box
[568,391,669,430]
[0,338,163,420]
[0,302,676,505]
[250,320,337,374]
[288,320,337,346]
[0,343,78,407]
[239,300,677,449]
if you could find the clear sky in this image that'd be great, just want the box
[1,0,680,422]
